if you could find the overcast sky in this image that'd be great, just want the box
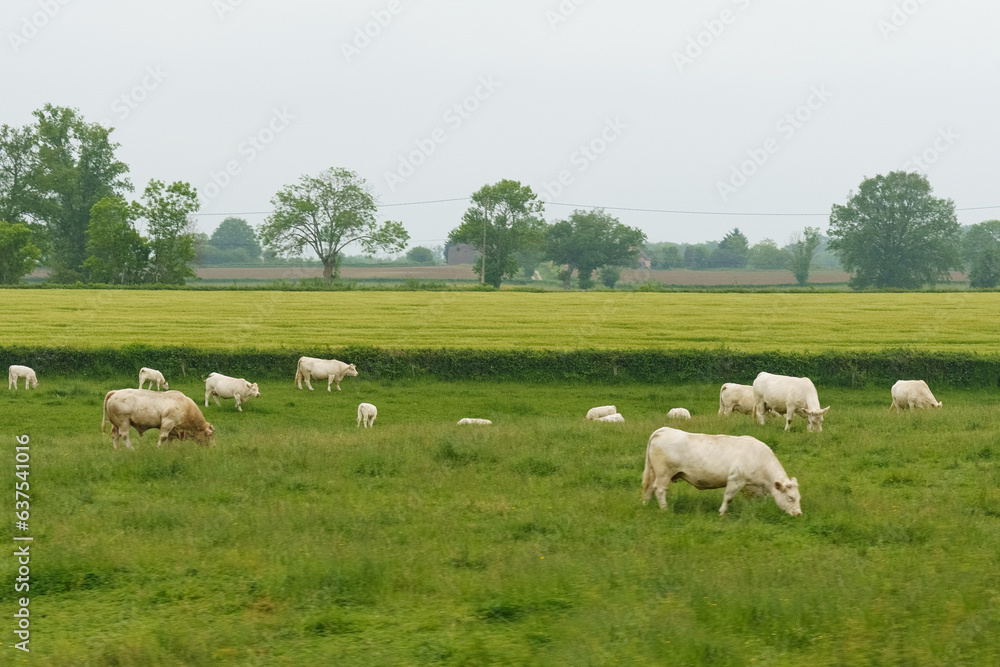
[3,0,998,252]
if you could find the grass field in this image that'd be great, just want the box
[3,289,1000,353]
[2,376,999,664]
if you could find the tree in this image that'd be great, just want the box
[210,217,261,262]
[406,246,434,264]
[0,124,39,228]
[646,242,682,269]
[136,180,199,284]
[545,209,646,289]
[83,196,149,284]
[962,220,1000,288]
[259,167,408,282]
[828,172,962,289]
[747,238,789,271]
[448,180,545,288]
[683,244,709,269]
[712,228,750,268]
[0,221,41,283]
[30,105,132,282]
[785,227,821,286]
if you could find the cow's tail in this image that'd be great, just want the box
[294,359,303,386]
[101,390,115,434]
[641,435,655,500]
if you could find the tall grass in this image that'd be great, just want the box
[2,289,999,352]
[2,377,998,664]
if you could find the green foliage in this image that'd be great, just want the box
[0,123,39,227]
[747,238,789,271]
[29,105,132,282]
[786,227,821,286]
[962,220,1000,288]
[136,179,199,285]
[545,209,645,289]
[0,220,41,283]
[405,245,434,264]
[712,227,749,268]
[600,265,622,288]
[210,217,261,261]
[83,196,149,284]
[259,167,409,282]
[828,172,962,289]
[448,179,545,288]
[684,244,710,269]
[645,242,682,269]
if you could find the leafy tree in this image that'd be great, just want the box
[0,124,39,228]
[136,180,199,284]
[513,245,547,280]
[747,239,790,271]
[30,105,132,282]
[210,217,261,262]
[448,179,545,288]
[0,221,41,283]
[406,246,434,264]
[600,265,622,288]
[683,244,710,269]
[712,228,749,268]
[545,209,646,289]
[828,172,962,289]
[259,167,408,282]
[962,220,1000,288]
[786,227,821,286]
[646,242,682,269]
[83,196,149,284]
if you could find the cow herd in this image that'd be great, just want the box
[8,360,945,517]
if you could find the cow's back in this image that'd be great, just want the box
[754,373,819,411]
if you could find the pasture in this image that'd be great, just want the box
[2,376,999,665]
[3,289,1000,352]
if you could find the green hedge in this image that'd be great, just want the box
[3,345,999,388]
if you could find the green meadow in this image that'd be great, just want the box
[2,376,998,665]
[3,289,1000,352]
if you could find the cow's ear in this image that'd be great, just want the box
[820,406,830,414]
[789,477,798,486]
[774,480,784,491]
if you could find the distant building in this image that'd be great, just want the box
[446,243,480,265]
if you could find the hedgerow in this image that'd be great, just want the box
[2,345,997,388]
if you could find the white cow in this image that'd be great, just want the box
[138,367,169,391]
[752,372,829,432]
[102,388,215,450]
[8,365,38,390]
[718,383,756,416]
[586,405,617,420]
[205,373,260,412]
[597,413,625,423]
[641,426,802,516]
[890,380,942,412]
[457,418,492,425]
[357,402,378,428]
[667,407,691,419]
[295,356,358,391]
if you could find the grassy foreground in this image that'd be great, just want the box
[2,377,998,665]
[3,289,1000,352]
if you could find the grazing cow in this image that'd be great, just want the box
[357,402,378,428]
[102,388,215,450]
[138,367,169,391]
[8,365,38,390]
[890,380,942,412]
[718,383,756,416]
[586,405,616,420]
[641,426,802,516]
[752,372,829,432]
[295,356,358,391]
[457,418,492,425]
[205,373,260,412]
[667,407,691,419]
[597,413,625,423]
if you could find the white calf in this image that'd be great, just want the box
[138,367,169,391]
[357,402,377,428]
[8,365,37,390]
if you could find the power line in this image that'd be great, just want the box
[189,199,1000,218]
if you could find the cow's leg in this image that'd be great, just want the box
[335,380,342,391]
[328,376,333,392]
[719,470,747,515]
[653,476,670,510]
[235,395,242,412]
[205,390,210,407]
[753,399,767,425]
[158,419,176,447]
[121,422,135,450]
[784,411,793,431]
[214,394,221,407]
[305,376,314,391]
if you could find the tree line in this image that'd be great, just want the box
[3,105,999,289]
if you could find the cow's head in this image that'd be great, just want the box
[345,364,358,377]
[199,422,216,447]
[162,380,169,390]
[806,406,830,432]
[935,401,943,409]
[249,382,260,397]
[772,477,802,516]
[30,376,38,388]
